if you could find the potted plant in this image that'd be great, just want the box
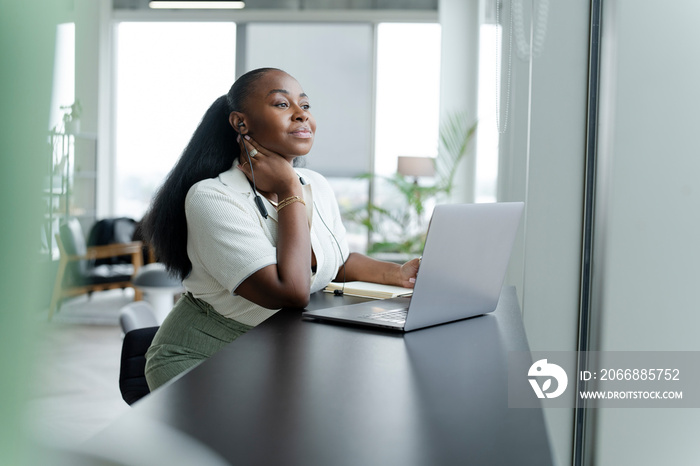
[343,112,477,258]
[60,100,82,134]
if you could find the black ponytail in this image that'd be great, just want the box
[141,96,237,279]
[141,68,283,280]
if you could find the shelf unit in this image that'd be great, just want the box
[42,131,97,260]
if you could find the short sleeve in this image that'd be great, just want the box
[185,185,277,294]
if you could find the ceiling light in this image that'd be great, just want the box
[149,1,245,9]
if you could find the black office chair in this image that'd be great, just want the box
[119,326,159,405]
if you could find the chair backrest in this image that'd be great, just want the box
[87,217,138,265]
[59,218,89,279]
[88,217,137,245]
[119,300,159,334]
[119,326,159,405]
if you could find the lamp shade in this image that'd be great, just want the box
[397,156,436,178]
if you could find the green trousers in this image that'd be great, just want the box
[145,292,253,391]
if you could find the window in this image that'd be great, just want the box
[375,22,499,203]
[368,23,441,255]
[114,22,236,218]
[375,23,442,177]
[475,24,500,203]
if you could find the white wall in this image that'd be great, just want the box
[245,23,374,177]
[497,1,591,464]
[74,0,112,217]
[438,0,480,203]
[591,1,700,464]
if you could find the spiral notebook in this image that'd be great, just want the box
[323,281,413,299]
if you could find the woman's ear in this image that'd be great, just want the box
[229,112,247,134]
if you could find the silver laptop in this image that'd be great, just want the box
[302,202,524,332]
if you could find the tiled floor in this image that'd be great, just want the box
[24,290,135,449]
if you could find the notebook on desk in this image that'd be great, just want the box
[302,202,524,332]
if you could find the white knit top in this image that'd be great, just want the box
[182,163,350,326]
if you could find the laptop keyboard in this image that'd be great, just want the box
[360,308,408,324]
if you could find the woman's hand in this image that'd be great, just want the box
[237,135,298,195]
[398,257,421,288]
[335,253,421,289]
[233,134,311,309]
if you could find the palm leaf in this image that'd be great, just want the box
[344,111,477,256]
[436,112,478,194]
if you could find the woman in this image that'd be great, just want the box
[142,68,419,390]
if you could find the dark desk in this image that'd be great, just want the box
[85,287,553,466]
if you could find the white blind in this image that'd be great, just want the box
[246,23,373,177]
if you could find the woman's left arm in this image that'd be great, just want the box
[334,252,420,288]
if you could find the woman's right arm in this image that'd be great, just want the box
[232,139,312,309]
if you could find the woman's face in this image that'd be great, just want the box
[239,70,316,159]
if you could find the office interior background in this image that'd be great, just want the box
[1,0,698,465]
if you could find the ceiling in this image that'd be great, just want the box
[113,0,439,10]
